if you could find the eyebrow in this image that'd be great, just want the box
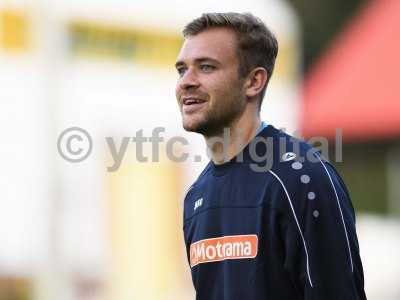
[175,57,221,69]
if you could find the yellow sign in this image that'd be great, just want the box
[69,21,183,67]
[0,9,29,51]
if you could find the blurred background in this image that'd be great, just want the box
[0,0,399,299]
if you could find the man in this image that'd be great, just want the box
[175,12,366,300]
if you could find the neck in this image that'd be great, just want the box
[205,110,261,165]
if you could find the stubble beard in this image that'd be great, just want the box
[183,93,246,137]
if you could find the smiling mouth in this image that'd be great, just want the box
[183,98,206,105]
[182,98,207,113]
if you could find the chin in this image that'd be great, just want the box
[181,112,224,136]
[182,115,204,133]
[183,119,222,137]
[182,121,202,133]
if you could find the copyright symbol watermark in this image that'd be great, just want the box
[57,127,93,163]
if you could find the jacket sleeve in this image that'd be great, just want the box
[270,158,367,300]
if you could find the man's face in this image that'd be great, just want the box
[175,27,247,136]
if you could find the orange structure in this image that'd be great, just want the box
[301,0,400,141]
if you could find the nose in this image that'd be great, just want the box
[178,68,200,90]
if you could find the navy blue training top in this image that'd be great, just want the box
[183,124,366,300]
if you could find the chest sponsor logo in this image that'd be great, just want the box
[190,234,258,267]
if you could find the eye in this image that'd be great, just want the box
[200,64,215,72]
[176,67,187,77]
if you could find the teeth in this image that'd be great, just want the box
[185,99,202,105]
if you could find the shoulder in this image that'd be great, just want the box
[266,139,354,222]
[268,150,335,199]
[262,126,351,209]
[247,125,320,175]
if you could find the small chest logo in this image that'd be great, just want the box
[282,152,297,162]
[194,198,203,211]
[190,234,258,267]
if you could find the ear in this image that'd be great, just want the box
[244,67,268,99]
